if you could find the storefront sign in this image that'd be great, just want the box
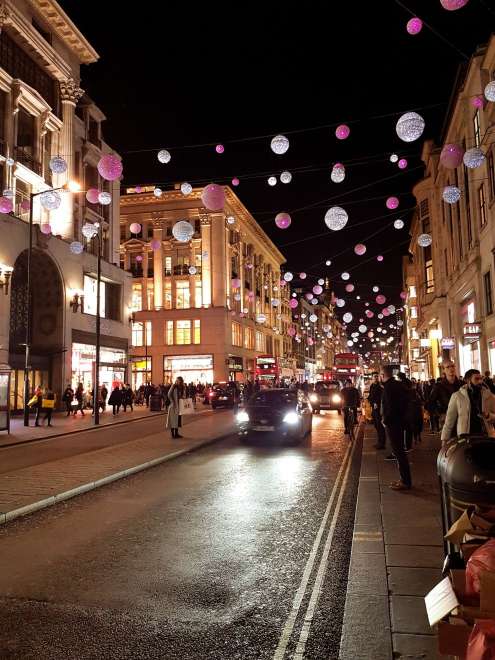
[228,356,243,371]
[463,323,481,342]
[440,337,455,350]
[164,355,213,371]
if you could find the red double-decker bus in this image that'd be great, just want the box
[255,355,279,383]
[331,352,361,383]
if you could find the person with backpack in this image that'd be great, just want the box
[62,384,74,416]
[108,385,123,415]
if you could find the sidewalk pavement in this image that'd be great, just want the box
[340,424,445,660]
[0,405,168,448]
[0,409,236,525]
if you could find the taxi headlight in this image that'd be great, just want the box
[332,394,341,403]
[283,411,299,425]
[309,393,319,403]
[236,410,249,423]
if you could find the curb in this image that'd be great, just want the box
[0,429,233,526]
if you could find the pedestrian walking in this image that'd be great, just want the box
[108,385,122,415]
[483,371,495,395]
[74,383,85,416]
[100,385,108,412]
[380,365,412,491]
[29,386,43,426]
[62,384,74,416]
[41,386,55,426]
[368,372,386,449]
[441,369,495,443]
[122,384,134,412]
[405,382,424,448]
[144,382,152,407]
[426,361,463,432]
[166,376,185,438]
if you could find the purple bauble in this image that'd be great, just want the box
[0,196,13,213]
[354,243,366,255]
[231,177,240,187]
[150,239,161,250]
[215,144,224,154]
[398,158,408,169]
[335,124,350,140]
[289,298,298,309]
[386,196,399,210]
[377,255,384,262]
[231,278,241,289]
[40,223,52,235]
[97,154,123,182]
[440,143,464,169]
[275,212,292,229]
[406,17,423,34]
[440,0,469,10]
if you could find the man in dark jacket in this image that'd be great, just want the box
[368,372,386,449]
[483,371,495,394]
[380,365,412,491]
[426,361,463,429]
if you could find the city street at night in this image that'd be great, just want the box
[0,412,361,660]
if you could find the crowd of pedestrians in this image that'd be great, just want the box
[367,361,495,492]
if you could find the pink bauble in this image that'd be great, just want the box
[400,291,408,300]
[86,188,100,204]
[201,183,225,211]
[335,124,350,140]
[130,222,142,234]
[354,243,366,256]
[386,196,399,210]
[246,262,254,270]
[377,255,384,262]
[247,291,255,300]
[150,239,161,250]
[40,223,52,235]
[231,177,240,186]
[275,212,292,229]
[368,331,374,338]
[97,154,123,182]
[0,196,13,213]
[215,144,224,154]
[382,308,390,317]
[345,284,355,293]
[231,278,241,289]
[287,327,296,337]
[305,292,313,300]
[313,285,323,295]
[135,185,143,193]
[289,298,298,309]
[398,158,408,169]
[406,17,423,34]
[472,96,484,109]
[440,0,469,10]
[440,143,464,169]
[307,337,314,346]
[366,310,374,318]
[20,199,31,211]
[136,255,143,262]
[299,272,307,279]
[376,294,386,305]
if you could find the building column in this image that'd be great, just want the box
[238,239,244,314]
[153,229,163,310]
[52,78,83,239]
[142,251,149,311]
[200,219,211,307]
[211,214,226,307]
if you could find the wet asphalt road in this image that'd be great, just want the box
[0,412,361,660]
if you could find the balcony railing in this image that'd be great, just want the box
[15,146,42,176]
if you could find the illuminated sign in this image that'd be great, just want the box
[463,323,481,342]
[440,337,455,350]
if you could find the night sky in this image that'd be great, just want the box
[59,0,493,354]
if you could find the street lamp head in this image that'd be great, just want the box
[66,180,81,193]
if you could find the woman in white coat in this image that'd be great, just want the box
[166,376,185,438]
[441,369,495,444]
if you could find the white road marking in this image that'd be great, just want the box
[272,443,353,660]
[293,441,356,659]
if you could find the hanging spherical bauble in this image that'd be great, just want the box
[70,241,83,254]
[181,182,193,196]
[305,292,313,300]
[172,220,194,242]
[268,176,277,187]
[215,144,224,154]
[417,233,432,247]
[231,278,241,289]
[323,324,330,333]
[256,313,267,324]
[3,188,13,199]
[377,255,384,262]
[154,187,162,197]
[187,266,197,275]
[394,219,404,229]
[396,112,425,142]
[341,272,350,280]
[150,239,161,250]
[386,196,399,210]
[157,149,171,164]
[440,143,464,169]
[376,294,386,305]
[390,154,399,163]
[325,260,331,266]
[484,81,495,102]
[309,314,318,323]
[463,147,485,169]
[373,286,379,292]
[344,284,354,294]
[343,312,353,323]
[311,298,318,305]
[318,278,325,286]
[398,158,408,169]
[284,271,293,282]
[5,157,14,167]
[289,298,298,309]
[226,215,235,225]
[378,314,384,320]
[287,327,296,337]
[387,305,396,314]
[354,243,366,255]
[299,272,307,279]
[40,190,62,210]
[81,222,98,240]
[365,310,374,318]
[472,96,484,109]
[442,185,461,204]
[20,199,30,212]
[359,325,367,333]
[247,291,255,301]
[331,163,345,183]
[440,0,469,9]
[234,293,241,302]
[382,309,391,317]
[280,170,292,184]
[0,196,13,213]
[135,186,143,194]
[275,212,291,229]
[406,17,423,34]
[231,177,240,187]
[135,255,143,263]
[336,299,345,307]
[98,191,111,205]
[86,188,99,204]
[49,156,67,174]
[336,124,350,140]
[397,319,404,327]
[324,206,349,231]
[271,135,289,155]
[130,222,142,234]
[313,285,323,295]
[201,183,225,210]
[97,154,123,181]
[40,223,51,235]
[400,291,408,300]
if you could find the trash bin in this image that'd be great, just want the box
[149,394,162,412]
[437,436,495,564]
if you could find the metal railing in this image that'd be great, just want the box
[15,146,42,176]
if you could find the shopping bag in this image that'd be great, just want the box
[28,395,38,407]
[42,398,55,409]
[179,398,194,415]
